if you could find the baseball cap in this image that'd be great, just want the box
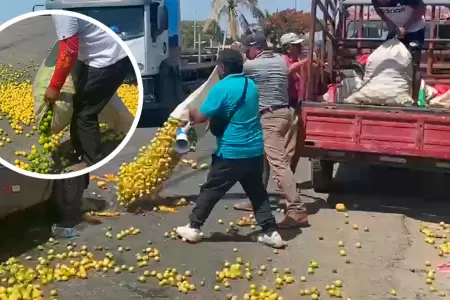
[280,33,304,46]
[243,32,268,48]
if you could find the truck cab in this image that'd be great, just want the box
[36,0,182,118]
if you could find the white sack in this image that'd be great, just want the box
[344,38,414,106]
[99,93,134,133]
[170,66,221,140]
[337,70,363,103]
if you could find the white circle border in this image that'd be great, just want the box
[0,9,144,180]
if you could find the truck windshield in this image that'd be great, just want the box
[347,20,450,39]
[69,6,144,41]
[347,20,387,38]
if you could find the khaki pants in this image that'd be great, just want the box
[289,108,305,173]
[261,107,304,211]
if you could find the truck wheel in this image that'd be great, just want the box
[311,159,334,193]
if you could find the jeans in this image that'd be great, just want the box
[71,57,133,165]
[189,154,277,232]
[52,175,87,228]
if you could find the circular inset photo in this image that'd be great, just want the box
[0,10,143,179]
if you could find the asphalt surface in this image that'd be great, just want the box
[2,12,450,300]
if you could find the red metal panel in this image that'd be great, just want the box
[302,106,450,160]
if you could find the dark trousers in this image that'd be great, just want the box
[189,154,277,232]
[52,175,87,227]
[386,28,424,63]
[72,57,133,165]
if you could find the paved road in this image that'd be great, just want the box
[2,12,450,300]
[2,128,450,299]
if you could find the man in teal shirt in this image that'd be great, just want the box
[176,49,286,248]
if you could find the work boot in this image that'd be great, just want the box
[277,210,308,229]
[234,200,287,211]
[233,201,253,212]
[257,230,287,248]
[65,161,89,172]
[176,224,202,243]
[51,224,80,239]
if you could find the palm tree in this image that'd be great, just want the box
[202,0,264,40]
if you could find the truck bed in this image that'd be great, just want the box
[301,102,450,162]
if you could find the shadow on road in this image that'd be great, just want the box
[323,163,450,224]
[0,202,53,263]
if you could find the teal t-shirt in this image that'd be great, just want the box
[199,73,264,159]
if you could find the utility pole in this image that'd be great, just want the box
[193,9,197,49]
[198,32,202,63]
[192,10,202,50]
[294,0,297,10]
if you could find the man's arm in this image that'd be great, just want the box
[371,0,397,31]
[189,85,223,124]
[48,16,80,94]
[403,0,426,31]
[288,58,308,75]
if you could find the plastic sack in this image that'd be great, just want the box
[33,41,74,134]
[33,41,134,134]
[344,38,414,106]
[429,90,450,108]
[170,66,220,140]
[98,93,133,133]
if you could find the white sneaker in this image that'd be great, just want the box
[176,224,202,243]
[257,231,287,248]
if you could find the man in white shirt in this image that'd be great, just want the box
[372,0,426,100]
[46,15,133,170]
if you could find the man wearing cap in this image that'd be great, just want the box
[280,32,309,174]
[233,32,308,229]
[175,49,286,248]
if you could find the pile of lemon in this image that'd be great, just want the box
[0,62,139,173]
[117,117,183,206]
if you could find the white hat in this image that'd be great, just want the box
[280,32,304,46]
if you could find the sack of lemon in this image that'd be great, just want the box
[115,68,220,207]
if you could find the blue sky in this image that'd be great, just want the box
[1,0,310,24]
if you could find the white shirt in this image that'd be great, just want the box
[373,0,425,33]
[52,15,127,68]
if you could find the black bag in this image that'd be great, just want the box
[209,77,248,137]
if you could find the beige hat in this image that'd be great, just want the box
[280,32,304,46]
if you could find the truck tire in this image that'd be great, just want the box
[311,159,334,193]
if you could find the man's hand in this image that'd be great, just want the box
[44,87,60,103]
[398,26,406,37]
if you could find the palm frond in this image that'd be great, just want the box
[202,0,225,32]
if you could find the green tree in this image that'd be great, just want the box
[202,0,264,40]
[181,20,224,49]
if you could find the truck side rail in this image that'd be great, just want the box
[307,0,339,101]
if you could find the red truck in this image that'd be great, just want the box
[302,0,450,192]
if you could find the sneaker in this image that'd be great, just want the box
[257,231,287,248]
[176,224,202,243]
[51,225,80,239]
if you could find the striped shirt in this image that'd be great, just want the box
[243,51,289,110]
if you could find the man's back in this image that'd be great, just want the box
[243,51,289,110]
[199,74,263,159]
[52,15,127,68]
